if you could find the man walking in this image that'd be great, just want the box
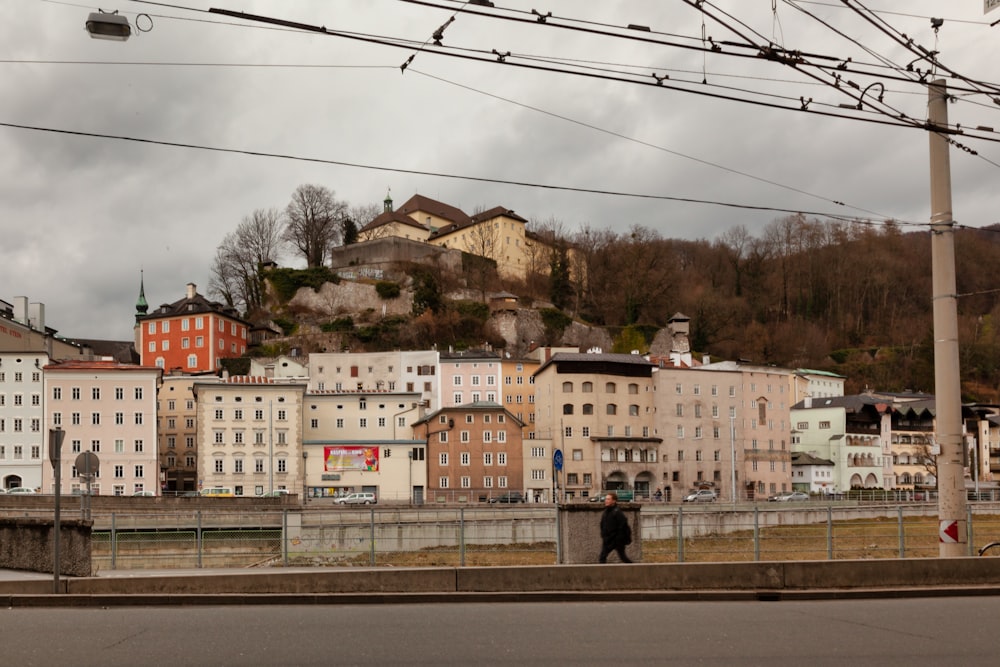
[599,492,632,563]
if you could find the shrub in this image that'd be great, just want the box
[375,281,401,299]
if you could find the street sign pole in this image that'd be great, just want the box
[48,428,65,593]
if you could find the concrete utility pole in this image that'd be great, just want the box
[928,79,967,557]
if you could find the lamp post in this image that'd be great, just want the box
[301,450,308,505]
[730,415,737,504]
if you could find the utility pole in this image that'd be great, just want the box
[928,79,967,557]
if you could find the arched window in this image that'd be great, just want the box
[628,383,639,394]
[562,404,574,415]
[629,405,639,416]
[582,382,593,393]
[562,381,573,393]
[582,404,594,415]
[607,404,617,416]
[900,472,912,485]
[605,382,617,393]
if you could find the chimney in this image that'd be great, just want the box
[28,302,45,332]
[186,283,197,299]
[13,296,28,325]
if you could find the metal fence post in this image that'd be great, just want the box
[110,512,117,570]
[460,507,466,567]
[753,506,760,561]
[967,504,975,557]
[282,510,288,567]
[370,507,376,566]
[898,506,905,558]
[677,506,684,563]
[826,506,833,560]
[196,510,203,569]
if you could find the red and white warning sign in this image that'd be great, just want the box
[939,520,960,543]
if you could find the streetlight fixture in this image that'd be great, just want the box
[86,11,132,41]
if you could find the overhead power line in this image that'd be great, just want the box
[0,119,920,226]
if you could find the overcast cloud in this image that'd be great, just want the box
[3,0,1000,341]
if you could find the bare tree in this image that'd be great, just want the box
[209,208,284,315]
[283,184,348,267]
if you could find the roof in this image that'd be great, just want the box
[359,209,428,233]
[139,289,246,324]
[65,339,138,364]
[796,368,846,379]
[791,451,835,467]
[43,359,161,373]
[534,352,655,377]
[397,194,472,228]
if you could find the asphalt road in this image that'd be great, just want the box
[1,598,994,666]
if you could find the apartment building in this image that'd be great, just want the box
[500,356,539,437]
[159,373,217,493]
[302,389,427,502]
[136,282,248,372]
[415,402,524,503]
[308,350,440,409]
[651,365,743,502]
[193,376,306,497]
[42,359,162,495]
[439,349,502,408]
[533,352,659,501]
[0,352,47,490]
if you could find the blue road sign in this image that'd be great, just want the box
[553,449,564,471]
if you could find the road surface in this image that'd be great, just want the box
[2,597,993,665]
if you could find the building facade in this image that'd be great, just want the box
[136,282,248,373]
[42,360,162,495]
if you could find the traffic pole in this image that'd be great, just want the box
[928,79,967,557]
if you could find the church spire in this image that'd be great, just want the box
[383,187,393,213]
[135,269,149,323]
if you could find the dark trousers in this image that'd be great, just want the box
[599,542,632,563]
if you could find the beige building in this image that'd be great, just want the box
[42,359,162,496]
[158,373,216,493]
[533,352,659,501]
[308,350,440,410]
[193,376,306,497]
[301,390,427,503]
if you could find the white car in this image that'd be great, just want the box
[6,487,37,494]
[334,492,377,505]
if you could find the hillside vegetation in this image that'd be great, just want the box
[248,216,1000,402]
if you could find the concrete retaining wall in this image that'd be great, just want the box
[58,557,1000,596]
[0,518,92,577]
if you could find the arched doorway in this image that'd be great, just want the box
[3,475,22,491]
[634,472,655,500]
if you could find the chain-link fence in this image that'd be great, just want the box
[82,503,1000,571]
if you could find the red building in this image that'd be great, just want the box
[135,282,248,373]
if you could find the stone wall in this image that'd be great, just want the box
[0,518,92,576]
[558,503,642,564]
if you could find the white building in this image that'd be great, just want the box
[0,352,48,490]
[308,351,441,409]
[790,451,836,494]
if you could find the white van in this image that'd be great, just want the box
[199,487,234,498]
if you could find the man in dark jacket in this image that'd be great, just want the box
[599,492,632,563]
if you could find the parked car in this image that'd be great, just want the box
[6,487,37,494]
[334,492,377,505]
[199,487,234,498]
[488,492,526,504]
[257,489,290,497]
[132,490,156,497]
[683,489,717,503]
[769,491,810,502]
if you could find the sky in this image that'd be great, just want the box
[4,0,1000,341]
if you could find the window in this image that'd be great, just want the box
[460,452,470,466]
[819,421,831,429]
[115,439,125,453]
[53,387,62,400]
[439,453,449,466]
[484,452,493,465]
[134,465,144,478]
[563,403,574,415]
[582,382,593,393]
[255,459,265,473]
[564,426,573,438]
[607,404,617,416]
[562,381,573,393]
[605,382,616,393]
[531,469,546,480]
[234,458,244,474]
[134,387,143,400]
[439,477,450,488]
[461,476,471,488]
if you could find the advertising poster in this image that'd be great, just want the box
[324,446,379,472]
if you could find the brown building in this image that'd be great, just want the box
[415,401,524,503]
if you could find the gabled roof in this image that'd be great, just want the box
[140,291,246,324]
[534,352,655,377]
[470,206,528,224]
[359,209,428,233]
[791,451,835,467]
[397,194,472,228]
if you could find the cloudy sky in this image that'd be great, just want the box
[3,0,1000,341]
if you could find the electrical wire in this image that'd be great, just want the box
[0,119,922,226]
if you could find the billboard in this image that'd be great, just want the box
[324,446,379,472]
